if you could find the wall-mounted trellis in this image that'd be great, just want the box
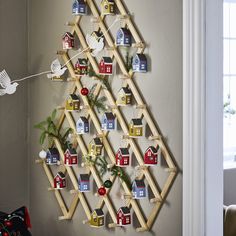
[36,0,178,232]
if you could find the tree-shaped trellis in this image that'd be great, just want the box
[36,0,178,232]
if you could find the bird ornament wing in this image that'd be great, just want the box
[51,59,61,73]
[86,34,98,50]
[0,89,6,96]
[96,38,105,51]
[0,70,11,88]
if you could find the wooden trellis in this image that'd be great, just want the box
[36,0,178,232]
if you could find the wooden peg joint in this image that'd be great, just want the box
[122,134,130,140]
[136,227,148,232]
[135,104,146,109]
[58,215,70,221]
[121,194,132,200]
[108,223,122,228]
[57,50,66,55]
[165,167,177,173]
[150,197,162,203]
[132,42,145,48]
[135,165,148,171]
[107,163,115,169]
[56,106,65,110]
[148,135,161,141]
[66,21,75,26]
[48,187,55,191]
[105,46,115,51]
[35,159,44,164]
[119,75,131,80]
[117,14,130,20]
[70,190,79,194]
[90,16,100,23]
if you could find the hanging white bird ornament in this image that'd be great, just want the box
[47,59,67,79]
[0,70,18,96]
[86,34,104,57]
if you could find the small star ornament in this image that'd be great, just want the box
[47,59,67,79]
[0,70,18,96]
[86,34,104,57]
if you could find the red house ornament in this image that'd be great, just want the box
[144,146,159,166]
[75,58,88,75]
[116,148,130,167]
[62,32,75,50]
[117,207,131,226]
[99,57,113,75]
[64,148,78,166]
[54,172,66,189]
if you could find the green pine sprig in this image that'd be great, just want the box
[125,52,133,73]
[87,84,108,113]
[82,154,131,189]
[34,109,72,151]
[87,66,112,92]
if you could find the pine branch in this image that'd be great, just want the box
[34,110,72,151]
[87,93,107,113]
[82,154,131,189]
[87,67,112,92]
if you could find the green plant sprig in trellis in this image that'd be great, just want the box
[87,84,108,113]
[87,66,112,92]
[82,154,131,189]
[125,52,133,73]
[34,109,72,151]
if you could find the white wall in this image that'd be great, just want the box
[0,0,29,212]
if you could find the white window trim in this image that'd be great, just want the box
[183,0,223,236]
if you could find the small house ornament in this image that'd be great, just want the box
[66,94,80,111]
[90,209,104,227]
[116,148,130,166]
[76,116,89,134]
[101,0,115,15]
[116,87,132,106]
[88,137,103,156]
[117,207,131,226]
[132,179,147,199]
[99,57,113,75]
[72,0,87,15]
[101,112,116,130]
[129,118,143,137]
[64,148,78,166]
[78,174,90,192]
[46,148,60,165]
[62,32,75,50]
[144,146,159,166]
[116,28,132,47]
[75,58,88,75]
[54,172,66,189]
[132,54,148,73]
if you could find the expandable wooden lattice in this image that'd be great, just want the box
[36,0,178,232]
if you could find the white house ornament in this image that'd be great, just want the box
[86,34,104,57]
[0,70,18,96]
[47,59,67,79]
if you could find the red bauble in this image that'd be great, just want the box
[98,186,106,196]
[81,87,89,96]
[3,232,9,236]
[4,221,12,227]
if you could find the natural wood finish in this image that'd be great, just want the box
[36,0,178,231]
